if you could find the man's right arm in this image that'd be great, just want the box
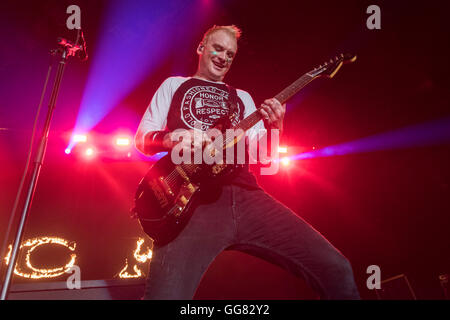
[135,77,175,155]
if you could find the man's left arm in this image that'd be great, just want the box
[259,98,286,134]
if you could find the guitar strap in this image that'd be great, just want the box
[224,84,239,129]
[225,84,249,170]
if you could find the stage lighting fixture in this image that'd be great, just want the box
[85,147,95,157]
[73,134,87,143]
[281,157,290,166]
[116,137,131,146]
[64,148,71,154]
[278,146,288,153]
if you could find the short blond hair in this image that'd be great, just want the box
[201,25,242,45]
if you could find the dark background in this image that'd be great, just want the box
[0,0,449,299]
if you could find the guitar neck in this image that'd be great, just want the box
[176,53,354,181]
[233,72,316,132]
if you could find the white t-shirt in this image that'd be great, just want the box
[135,76,266,152]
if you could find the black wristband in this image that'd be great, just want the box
[152,130,170,144]
[143,131,170,154]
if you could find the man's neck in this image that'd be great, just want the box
[193,72,224,83]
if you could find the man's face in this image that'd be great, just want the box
[197,30,237,82]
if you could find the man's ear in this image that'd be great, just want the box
[197,43,204,55]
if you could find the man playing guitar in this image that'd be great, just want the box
[134,25,360,299]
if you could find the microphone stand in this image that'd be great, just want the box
[0,37,85,300]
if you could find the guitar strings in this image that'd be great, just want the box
[161,109,266,187]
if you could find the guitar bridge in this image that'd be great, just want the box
[171,182,199,217]
[211,163,228,175]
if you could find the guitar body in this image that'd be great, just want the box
[132,155,201,245]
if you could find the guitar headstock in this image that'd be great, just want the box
[309,53,357,79]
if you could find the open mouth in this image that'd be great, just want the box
[212,60,225,70]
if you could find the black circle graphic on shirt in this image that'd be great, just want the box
[181,85,241,130]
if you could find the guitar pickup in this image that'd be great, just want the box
[175,166,191,182]
[158,176,174,196]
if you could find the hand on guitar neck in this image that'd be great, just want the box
[258,98,286,133]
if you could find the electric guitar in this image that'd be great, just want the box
[131,53,357,245]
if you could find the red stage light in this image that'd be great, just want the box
[65,148,71,154]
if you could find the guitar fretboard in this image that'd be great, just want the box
[230,73,315,134]
[274,73,314,104]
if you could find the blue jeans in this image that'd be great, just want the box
[143,184,360,299]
